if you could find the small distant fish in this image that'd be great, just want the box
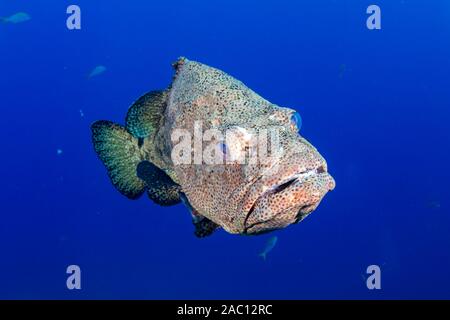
[258,236,278,261]
[88,65,107,78]
[91,58,335,237]
[428,200,441,209]
[1,12,31,24]
[57,149,63,155]
[339,63,346,78]
[79,109,84,118]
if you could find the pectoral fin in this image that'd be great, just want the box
[179,193,220,238]
[193,217,220,238]
[136,160,181,206]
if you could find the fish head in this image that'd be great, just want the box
[171,105,335,235]
[217,105,336,234]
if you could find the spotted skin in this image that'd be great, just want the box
[92,57,335,236]
[147,58,335,235]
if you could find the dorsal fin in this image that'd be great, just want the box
[126,91,167,138]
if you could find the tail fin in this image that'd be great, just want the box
[91,120,146,199]
[258,252,267,261]
[0,17,8,24]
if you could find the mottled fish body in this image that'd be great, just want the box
[91,58,335,237]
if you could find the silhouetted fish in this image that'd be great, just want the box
[259,236,278,260]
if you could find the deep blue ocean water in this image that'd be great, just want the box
[1,0,449,299]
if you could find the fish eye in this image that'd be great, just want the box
[220,142,228,155]
[290,112,302,131]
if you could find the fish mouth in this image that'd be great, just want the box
[242,165,335,234]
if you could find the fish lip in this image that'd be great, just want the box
[260,166,326,197]
[242,166,330,233]
[244,200,320,234]
[244,204,299,234]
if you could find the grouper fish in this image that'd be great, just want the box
[0,12,31,24]
[91,58,335,237]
